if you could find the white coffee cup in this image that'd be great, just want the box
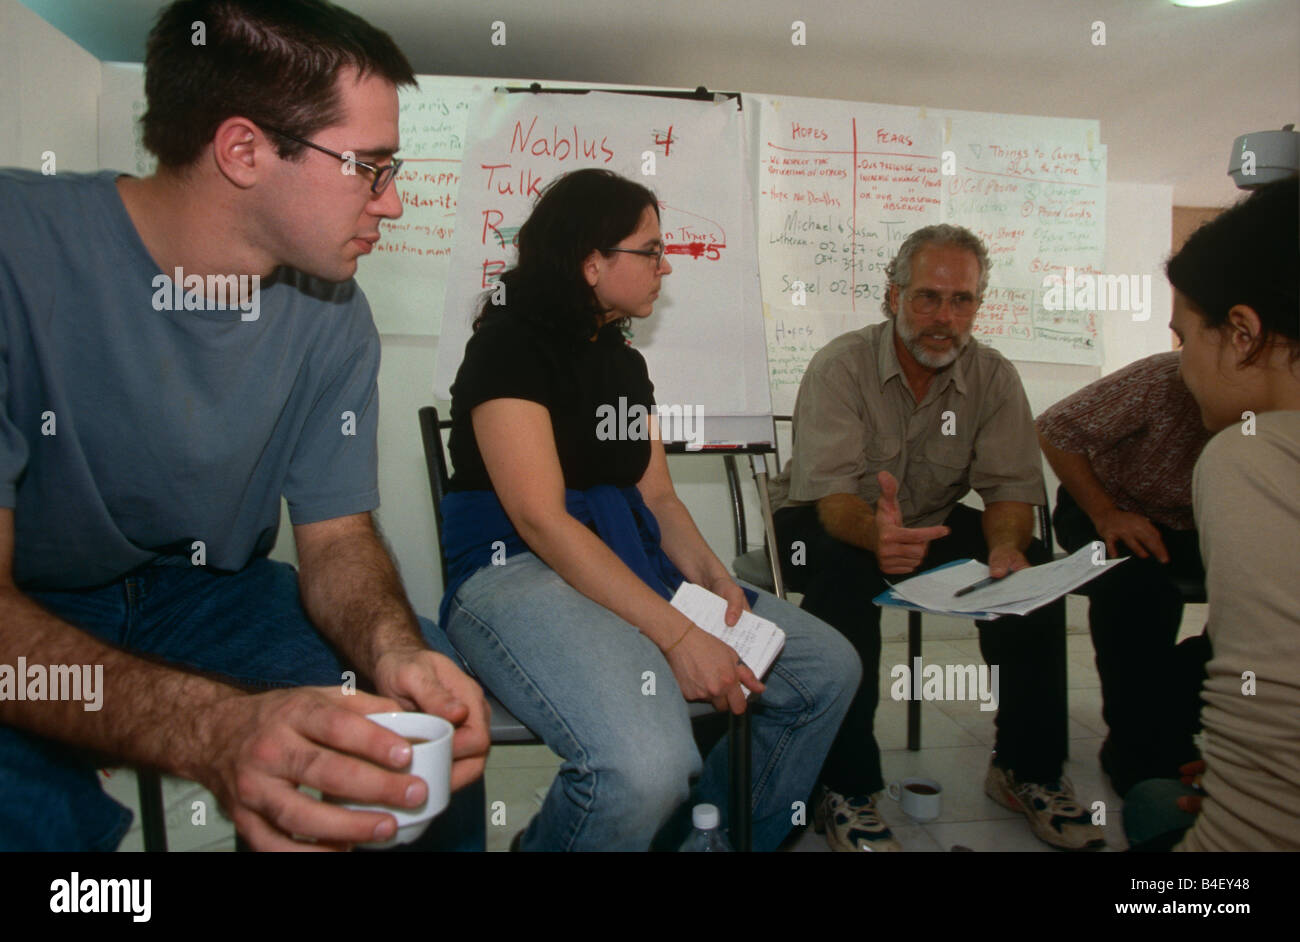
[328,711,454,849]
[887,777,942,822]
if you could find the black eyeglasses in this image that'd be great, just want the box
[261,124,403,196]
[605,245,666,265]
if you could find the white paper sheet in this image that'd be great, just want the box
[888,544,1127,616]
[669,582,786,696]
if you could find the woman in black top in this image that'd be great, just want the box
[439,168,857,851]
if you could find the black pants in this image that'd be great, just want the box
[774,501,1068,796]
[1051,485,1209,795]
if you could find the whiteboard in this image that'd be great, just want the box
[752,94,1106,413]
[432,89,773,437]
[364,77,484,335]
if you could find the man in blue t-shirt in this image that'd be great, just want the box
[0,0,489,851]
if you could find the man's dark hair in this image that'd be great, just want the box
[141,0,416,169]
[1166,175,1299,365]
[473,169,661,340]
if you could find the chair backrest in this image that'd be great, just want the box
[418,406,553,747]
[721,415,792,558]
[417,405,453,585]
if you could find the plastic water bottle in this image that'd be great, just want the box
[679,803,733,852]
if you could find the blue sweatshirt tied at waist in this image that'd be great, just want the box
[437,485,756,628]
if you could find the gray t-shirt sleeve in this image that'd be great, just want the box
[281,300,382,525]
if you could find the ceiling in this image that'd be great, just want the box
[22,0,1300,205]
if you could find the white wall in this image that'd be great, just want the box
[1103,182,1176,374]
[0,0,99,170]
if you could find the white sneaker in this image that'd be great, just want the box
[985,765,1105,851]
[816,789,903,852]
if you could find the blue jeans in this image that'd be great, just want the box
[443,552,861,851]
[2,558,484,851]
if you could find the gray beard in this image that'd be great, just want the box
[894,313,968,369]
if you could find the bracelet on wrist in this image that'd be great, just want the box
[663,623,693,654]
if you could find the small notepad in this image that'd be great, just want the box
[669,583,786,696]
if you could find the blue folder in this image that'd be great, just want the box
[872,558,1004,621]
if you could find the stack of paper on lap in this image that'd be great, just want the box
[884,544,1128,618]
[670,582,786,697]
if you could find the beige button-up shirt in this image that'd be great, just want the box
[771,320,1046,528]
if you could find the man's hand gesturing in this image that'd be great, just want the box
[872,470,951,574]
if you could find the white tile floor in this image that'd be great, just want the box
[108,596,1208,852]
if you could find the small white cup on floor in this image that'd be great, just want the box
[887,777,942,822]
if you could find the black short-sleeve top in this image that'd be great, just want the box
[447,313,655,492]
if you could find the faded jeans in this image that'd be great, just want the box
[442,551,861,851]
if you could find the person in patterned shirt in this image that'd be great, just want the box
[1037,353,1212,796]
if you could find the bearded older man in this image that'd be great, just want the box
[770,224,1098,853]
